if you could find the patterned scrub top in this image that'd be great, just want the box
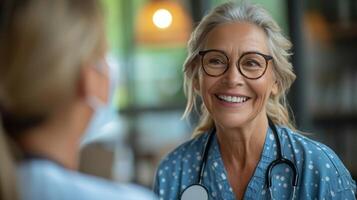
[154,126,356,200]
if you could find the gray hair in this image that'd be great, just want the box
[182,1,296,137]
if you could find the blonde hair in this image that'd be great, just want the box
[0,0,106,199]
[183,1,296,137]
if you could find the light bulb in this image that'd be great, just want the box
[153,9,172,29]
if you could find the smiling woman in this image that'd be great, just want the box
[153,1,356,200]
[197,22,278,132]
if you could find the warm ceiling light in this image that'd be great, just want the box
[135,0,192,46]
[153,9,173,29]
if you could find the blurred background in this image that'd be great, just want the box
[79,0,357,188]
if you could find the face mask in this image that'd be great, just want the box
[80,56,122,146]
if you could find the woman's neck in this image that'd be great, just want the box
[215,116,269,199]
[216,116,268,167]
[16,102,91,170]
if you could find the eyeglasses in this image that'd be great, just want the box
[198,49,273,79]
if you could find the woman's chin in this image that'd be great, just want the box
[214,116,249,130]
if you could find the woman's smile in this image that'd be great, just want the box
[215,93,251,107]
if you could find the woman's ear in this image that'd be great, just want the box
[77,64,109,103]
[191,60,201,94]
[193,77,200,93]
[271,80,279,96]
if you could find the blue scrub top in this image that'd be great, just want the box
[18,159,157,200]
[154,126,356,199]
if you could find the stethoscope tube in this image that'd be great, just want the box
[267,118,298,199]
[267,118,298,188]
[198,128,215,184]
[180,118,299,200]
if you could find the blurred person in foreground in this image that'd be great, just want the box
[154,1,356,199]
[0,0,156,199]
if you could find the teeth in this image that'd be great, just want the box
[218,95,248,103]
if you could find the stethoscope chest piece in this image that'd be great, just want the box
[180,184,209,200]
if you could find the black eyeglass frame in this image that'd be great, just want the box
[198,49,273,80]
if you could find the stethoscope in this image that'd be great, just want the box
[180,118,298,200]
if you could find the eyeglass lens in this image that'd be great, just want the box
[202,51,268,79]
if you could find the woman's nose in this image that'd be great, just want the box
[221,62,245,87]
